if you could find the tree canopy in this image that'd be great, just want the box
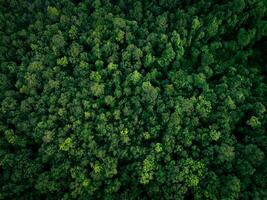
[0,0,267,199]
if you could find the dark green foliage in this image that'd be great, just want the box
[0,0,267,199]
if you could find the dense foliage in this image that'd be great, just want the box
[0,0,267,199]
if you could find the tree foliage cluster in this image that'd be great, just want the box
[0,0,267,199]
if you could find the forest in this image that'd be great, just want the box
[0,0,267,199]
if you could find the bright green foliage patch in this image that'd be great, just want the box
[0,0,267,199]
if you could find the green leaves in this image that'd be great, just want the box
[59,137,73,151]
[47,6,59,17]
[4,129,17,145]
[0,0,266,199]
[206,17,221,37]
[141,81,159,103]
[217,144,235,163]
[140,155,155,184]
[192,17,201,31]
[52,32,66,49]
[247,116,261,129]
[238,28,256,47]
[221,176,241,200]
[57,56,68,66]
[210,130,221,141]
[127,70,142,85]
[158,43,175,67]
[154,143,163,153]
[90,82,105,97]
[120,128,130,144]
